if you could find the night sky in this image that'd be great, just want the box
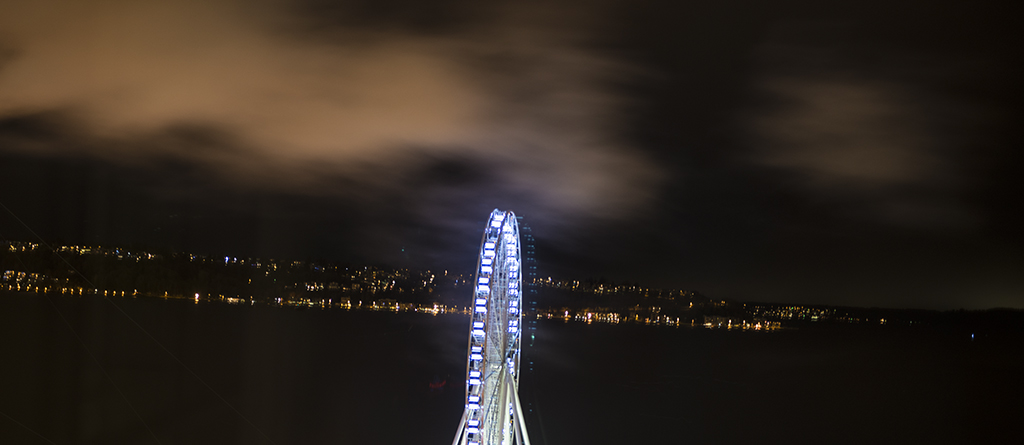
[1,0,1021,310]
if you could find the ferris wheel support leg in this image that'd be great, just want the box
[452,409,469,445]
[507,369,532,445]
[498,368,511,445]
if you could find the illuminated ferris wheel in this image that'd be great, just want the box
[452,209,531,445]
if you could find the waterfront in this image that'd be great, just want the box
[1,291,1021,444]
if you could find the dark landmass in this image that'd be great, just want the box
[3,239,1022,336]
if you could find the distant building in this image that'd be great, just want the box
[517,216,539,342]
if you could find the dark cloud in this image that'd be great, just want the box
[740,22,1008,230]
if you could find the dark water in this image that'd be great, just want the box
[1,292,1021,444]
[527,321,1024,444]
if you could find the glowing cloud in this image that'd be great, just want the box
[0,0,662,230]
